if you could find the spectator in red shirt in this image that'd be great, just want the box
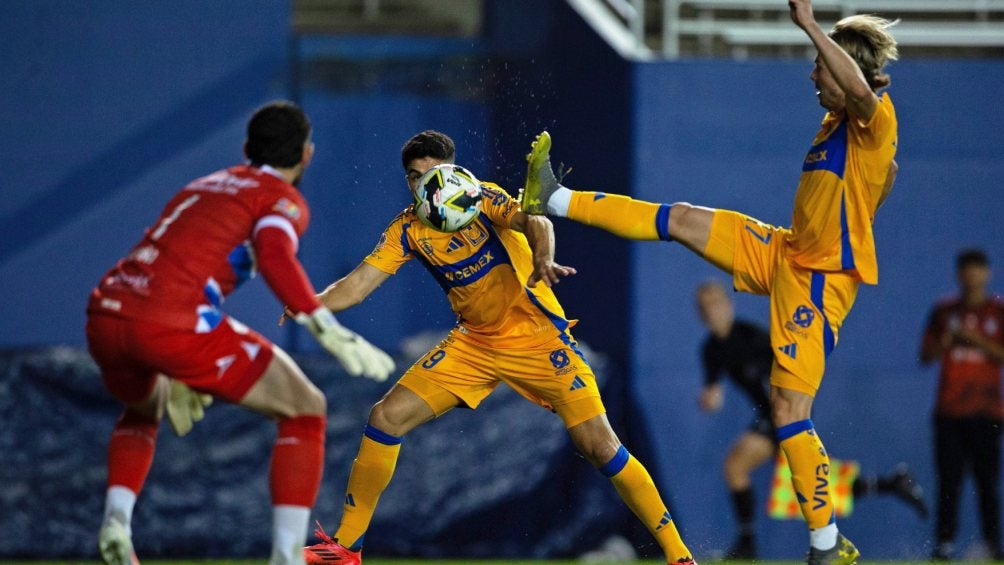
[921,248,1004,560]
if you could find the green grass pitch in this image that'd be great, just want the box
[0,560,994,565]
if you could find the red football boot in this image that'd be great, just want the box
[303,522,361,565]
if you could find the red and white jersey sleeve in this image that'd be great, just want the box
[88,164,321,331]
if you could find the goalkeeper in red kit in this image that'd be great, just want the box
[85,101,394,565]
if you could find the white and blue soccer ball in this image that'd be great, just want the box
[413,164,483,232]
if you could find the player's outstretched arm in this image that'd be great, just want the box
[789,0,877,120]
[510,210,577,288]
[296,262,395,381]
[255,222,394,381]
[317,262,391,313]
[279,262,389,323]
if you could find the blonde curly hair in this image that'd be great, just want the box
[830,15,900,90]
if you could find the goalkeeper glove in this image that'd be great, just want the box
[295,306,396,382]
[166,379,213,437]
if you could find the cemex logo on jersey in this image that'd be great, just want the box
[442,250,495,283]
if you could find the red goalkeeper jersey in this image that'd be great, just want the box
[88,164,320,331]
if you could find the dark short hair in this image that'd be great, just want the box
[245,100,311,168]
[401,130,455,170]
[957,248,990,270]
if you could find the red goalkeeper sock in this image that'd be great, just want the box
[107,410,159,493]
[270,415,326,507]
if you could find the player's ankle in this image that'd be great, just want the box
[548,186,572,216]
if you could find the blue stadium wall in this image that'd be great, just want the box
[3,0,1004,560]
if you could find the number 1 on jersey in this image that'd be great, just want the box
[151,194,200,240]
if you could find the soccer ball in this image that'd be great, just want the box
[413,164,483,232]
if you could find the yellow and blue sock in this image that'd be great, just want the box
[777,419,838,548]
[602,446,692,562]
[335,425,402,550]
[567,192,673,241]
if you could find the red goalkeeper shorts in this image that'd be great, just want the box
[86,313,273,404]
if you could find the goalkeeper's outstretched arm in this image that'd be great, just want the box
[276,260,395,382]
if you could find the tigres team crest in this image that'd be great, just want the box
[460,221,488,246]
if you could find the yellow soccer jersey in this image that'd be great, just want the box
[365,182,571,348]
[787,92,897,285]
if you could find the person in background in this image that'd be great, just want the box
[921,248,1004,561]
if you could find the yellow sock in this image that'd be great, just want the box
[603,446,692,562]
[568,192,671,241]
[777,420,834,529]
[335,427,402,549]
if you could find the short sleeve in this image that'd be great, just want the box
[364,211,413,275]
[479,182,521,227]
[851,92,897,151]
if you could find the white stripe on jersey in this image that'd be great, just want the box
[254,214,299,251]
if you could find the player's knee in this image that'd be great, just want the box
[770,396,811,428]
[368,397,423,437]
[298,385,326,416]
[723,455,747,485]
[580,442,621,468]
[568,415,622,467]
[271,384,325,419]
[572,432,621,467]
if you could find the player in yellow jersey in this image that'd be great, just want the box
[519,2,898,564]
[297,130,698,565]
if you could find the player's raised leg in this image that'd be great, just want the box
[569,414,696,564]
[520,131,715,256]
